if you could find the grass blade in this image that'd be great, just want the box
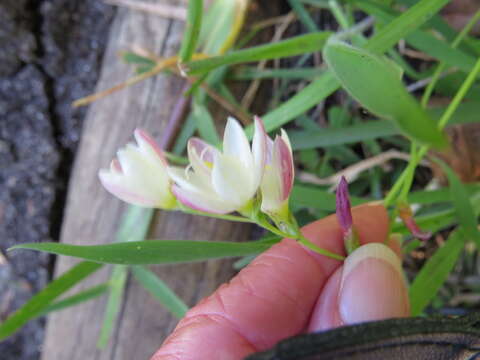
[179,0,203,62]
[132,266,188,318]
[0,261,103,340]
[409,230,464,315]
[97,265,128,348]
[10,239,280,265]
[41,284,109,315]
[290,119,397,149]
[186,32,332,75]
[434,159,480,247]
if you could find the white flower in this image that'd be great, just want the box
[260,128,294,217]
[98,129,176,209]
[168,117,267,214]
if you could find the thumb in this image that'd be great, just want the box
[308,242,410,331]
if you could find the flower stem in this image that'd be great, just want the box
[257,216,345,261]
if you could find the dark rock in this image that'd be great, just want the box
[0,0,37,76]
[40,0,115,151]
[0,0,114,358]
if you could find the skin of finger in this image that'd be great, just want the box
[151,204,389,360]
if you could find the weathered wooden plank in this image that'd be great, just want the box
[41,3,250,359]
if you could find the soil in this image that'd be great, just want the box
[0,0,114,358]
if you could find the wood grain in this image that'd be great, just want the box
[41,3,251,359]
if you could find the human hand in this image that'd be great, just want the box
[151,203,410,360]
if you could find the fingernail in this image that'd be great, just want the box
[338,243,410,325]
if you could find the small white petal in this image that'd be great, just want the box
[167,166,210,193]
[134,128,167,166]
[172,185,237,214]
[223,117,253,170]
[212,154,255,207]
[99,170,158,207]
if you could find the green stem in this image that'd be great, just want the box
[257,216,345,260]
[298,233,345,260]
[438,57,480,129]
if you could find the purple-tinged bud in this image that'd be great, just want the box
[336,176,353,233]
[336,176,359,254]
[398,202,431,240]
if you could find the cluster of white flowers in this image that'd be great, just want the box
[99,116,294,223]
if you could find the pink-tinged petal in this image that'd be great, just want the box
[110,159,123,173]
[280,129,292,152]
[252,116,267,188]
[223,117,253,169]
[99,170,158,207]
[188,137,218,163]
[273,136,294,202]
[172,185,236,214]
[134,128,167,165]
[336,176,353,233]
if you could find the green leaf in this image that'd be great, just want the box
[186,32,332,75]
[434,159,480,247]
[250,0,450,135]
[0,261,103,340]
[231,67,324,80]
[289,120,397,150]
[41,284,109,315]
[10,239,279,265]
[132,266,188,318]
[179,0,203,62]
[198,0,246,55]
[409,229,464,315]
[97,265,128,348]
[323,41,447,148]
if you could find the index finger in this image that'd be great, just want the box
[151,203,389,360]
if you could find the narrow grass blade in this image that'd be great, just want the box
[362,0,451,54]
[10,239,280,265]
[41,284,109,315]
[289,120,397,149]
[434,159,480,247]
[179,0,203,62]
[97,205,155,348]
[192,97,221,145]
[0,261,103,340]
[132,266,188,319]
[97,265,128,348]
[186,32,332,75]
[409,229,464,315]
